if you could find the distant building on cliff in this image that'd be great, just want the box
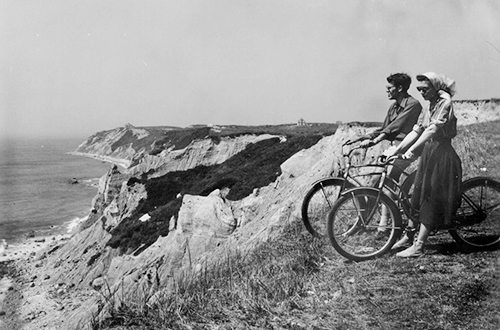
[297,118,306,126]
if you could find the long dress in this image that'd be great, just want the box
[411,98,462,229]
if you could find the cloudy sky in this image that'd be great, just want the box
[1,0,499,139]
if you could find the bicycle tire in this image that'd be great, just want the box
[327,187,403,262]
[449,177,500,250]
[301,177,354,238]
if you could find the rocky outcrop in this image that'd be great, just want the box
[79,165,136,231]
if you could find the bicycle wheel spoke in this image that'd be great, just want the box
[301,179,348,238]
[451,178,500,249]
[328,188,402,261]
[484,202,500,213]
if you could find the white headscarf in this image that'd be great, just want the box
[417,72,456,97]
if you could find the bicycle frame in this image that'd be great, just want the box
[338,146,419,230]
[302,142,418,239]
[340,144,418,216]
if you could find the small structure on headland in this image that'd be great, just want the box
[297,118,307,126]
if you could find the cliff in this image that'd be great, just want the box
[14,99,500,329]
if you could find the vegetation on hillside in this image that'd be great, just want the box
[107,135,323,254]
[453,120,500,180]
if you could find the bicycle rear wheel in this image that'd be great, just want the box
[450,177,500,249]
[301,178,354,238]
[327,188,403,261]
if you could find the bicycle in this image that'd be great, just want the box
[326,155,500,261]
[301,142,416,239]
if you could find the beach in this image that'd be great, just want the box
[0,233,71,329]
[0,234,70,264]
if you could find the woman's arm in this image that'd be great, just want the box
[384,129,420,157]
[402,125,437,158]
[404,98,452,158]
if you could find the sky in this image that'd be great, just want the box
[1,0,499,139]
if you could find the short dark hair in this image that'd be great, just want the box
[387,73,411,92]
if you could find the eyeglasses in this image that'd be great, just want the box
[417,87,430,92]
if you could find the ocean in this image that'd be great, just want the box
[0,137,112,244]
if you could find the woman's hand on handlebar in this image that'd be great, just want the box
[382,146,398,158]
[379,148,416,163]
[402,150,415,160]
[378,153,402,163]
[378,146,399,163]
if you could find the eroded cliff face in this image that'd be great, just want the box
[128,134,280,178]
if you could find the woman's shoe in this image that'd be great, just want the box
[391,227,417,250]
[396,239,424,258]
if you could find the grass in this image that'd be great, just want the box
[88,120,500,330]
[88,222,500,330]
[453,120,500,180]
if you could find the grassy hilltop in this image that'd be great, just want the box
[91,119,500,330]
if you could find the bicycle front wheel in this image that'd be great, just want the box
[327,188,403,262]
[450,177,500,250]
[301,177,354,238]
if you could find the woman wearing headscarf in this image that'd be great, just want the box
[385,72,462,257]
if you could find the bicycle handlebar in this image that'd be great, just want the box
[342,141,403,167]
[378,154,404,165]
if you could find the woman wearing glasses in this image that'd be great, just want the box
[386,72,462,257]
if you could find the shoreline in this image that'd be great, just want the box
[0,214,82,320]
[68,151,130,169]
[0,234,71,264]
[0,233,71,327]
